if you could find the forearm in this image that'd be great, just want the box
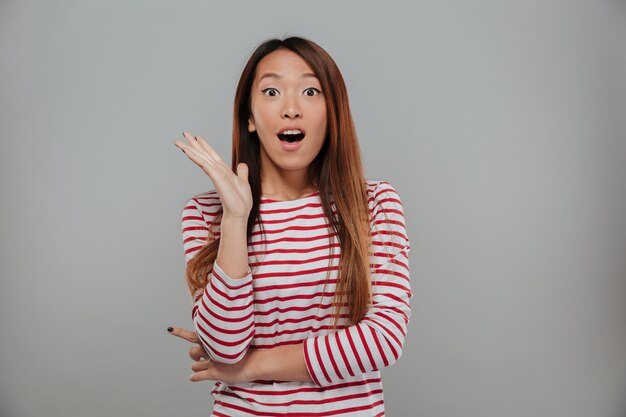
[303,243,412,387]
[193,215,255,364]
[216,216,250,279]
[254,343,312,382]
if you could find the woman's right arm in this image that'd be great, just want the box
[177,132,255,365]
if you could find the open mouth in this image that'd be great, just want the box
[277,129,305,143]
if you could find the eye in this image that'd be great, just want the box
[261,88,279,97]
[304,88,321,96]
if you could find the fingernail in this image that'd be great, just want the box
[189,374,194,381]
[167,327,174,333]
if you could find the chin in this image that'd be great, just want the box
[277,162,311,172]
[270,156,313,171]
[261,149,316,173]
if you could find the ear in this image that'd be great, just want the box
[247,116,256,133]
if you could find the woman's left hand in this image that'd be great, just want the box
[168,326,259,383]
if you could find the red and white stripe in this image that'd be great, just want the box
[181,180,411,416]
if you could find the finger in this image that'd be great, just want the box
[181,131,199,148]
[167,326,199,344]
[191,359,212,373]
[182,131,199,145]
[237,163,249,182]
[175,143,233,192]
[174,140,208,161]
[194,135,225,164]
[190,369,216,382]
[189,346,208,361]
[174,142,219,173]
[181,132,216,160]
[174,139,206,156]
[182,132,210,155]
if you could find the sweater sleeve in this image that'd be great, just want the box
[303,181,412,386]
[181,195,255,364]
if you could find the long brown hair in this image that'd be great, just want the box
[185,36,372,326]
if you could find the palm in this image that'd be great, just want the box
[175,131,252,220]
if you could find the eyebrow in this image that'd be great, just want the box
[258,72,318,82]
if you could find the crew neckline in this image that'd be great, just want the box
[260,190,320,204]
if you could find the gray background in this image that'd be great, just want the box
[1,1,625,416]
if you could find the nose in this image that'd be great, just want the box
[282,95,301,119]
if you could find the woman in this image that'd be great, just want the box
[170,36,411,416]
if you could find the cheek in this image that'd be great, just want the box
[314,111,328,135]
[250,114,270,139]
[254,106,276,133]
[305,102,327,133]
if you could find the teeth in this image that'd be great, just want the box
[278,129,305,143]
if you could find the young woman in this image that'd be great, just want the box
[170,36,411,417]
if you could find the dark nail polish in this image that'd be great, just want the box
[167,327,174,333]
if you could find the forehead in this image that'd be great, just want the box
[254,49,318,82]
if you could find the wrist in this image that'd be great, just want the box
[248,344,312,382]
[216,216,250,279]
[221,214,249,227]
[249,349,269,380]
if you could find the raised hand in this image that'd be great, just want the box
[174,131,252,221]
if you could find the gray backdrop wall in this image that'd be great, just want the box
[1,1,625,416]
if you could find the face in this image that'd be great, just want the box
[248,49,328,181]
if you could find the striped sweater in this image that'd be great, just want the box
[181,179,412,416]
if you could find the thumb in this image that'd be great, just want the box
[236,162,249,182]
